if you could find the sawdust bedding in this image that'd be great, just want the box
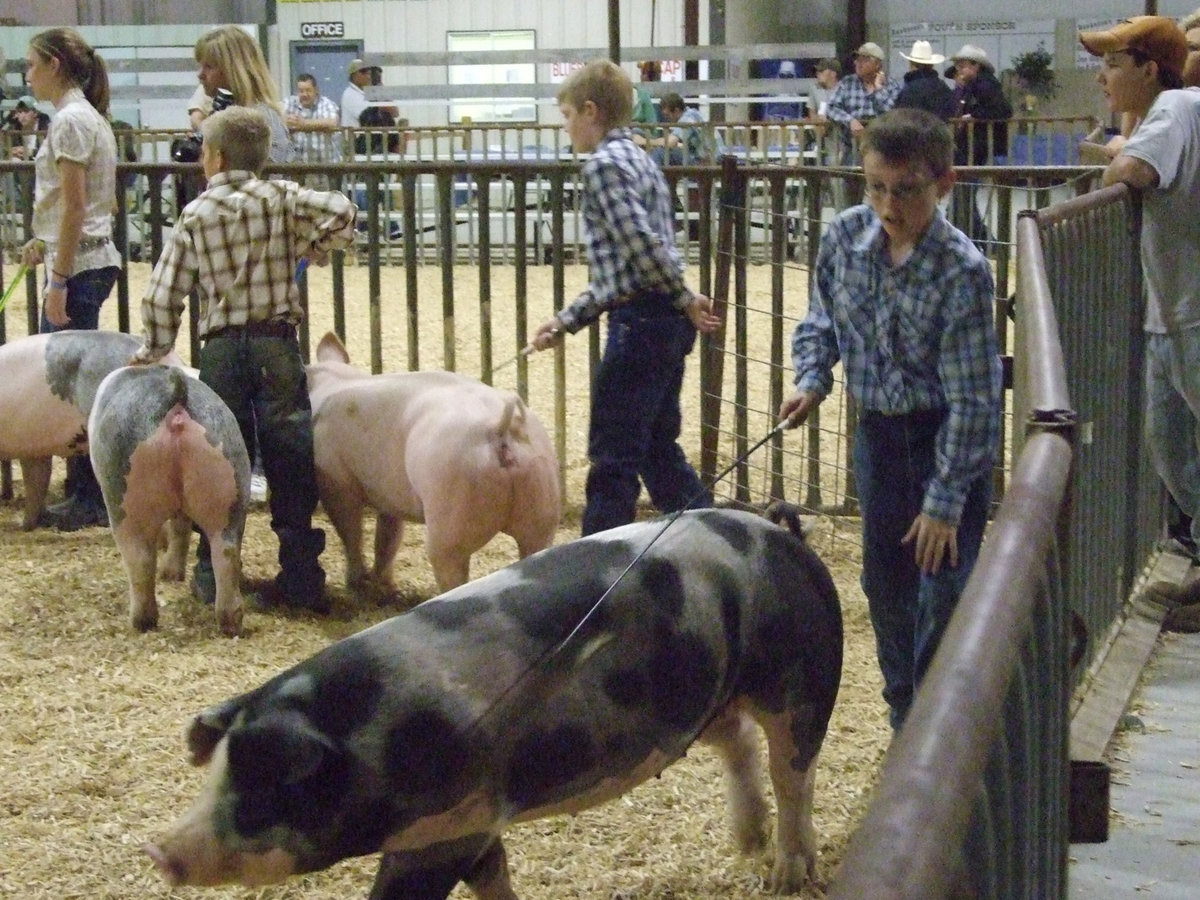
[0,261,890,899]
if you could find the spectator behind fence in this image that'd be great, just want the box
[194,25,293,165]
[648,92,721,165]
[1080,19,1200,624]
[528,60,720,536]
[630,59,660,148]
[132,106,358,614]
[285,73,341,187]
[825,42,901,204]
[5,94,50,159]
[20,28,123,532]
[780,109,1002,730]
[341,59,375,127]
[947,44,1011,249]
[895,40,957,121]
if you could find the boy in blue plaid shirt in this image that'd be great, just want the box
[781,108,1002,730]
[530,59,720,535]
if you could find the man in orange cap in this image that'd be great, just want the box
[1080,17,1200,615]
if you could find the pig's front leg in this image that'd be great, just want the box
[368,836,514,900]
[18,456,53,530]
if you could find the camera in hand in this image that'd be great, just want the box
[171,88,236,162]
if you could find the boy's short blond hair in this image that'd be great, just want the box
[556,59,632,129]
[201,107,271,174]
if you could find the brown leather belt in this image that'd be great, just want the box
[204,318,296,342]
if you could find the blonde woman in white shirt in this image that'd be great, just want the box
[20,27,122,531]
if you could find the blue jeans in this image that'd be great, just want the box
[582,304,710,535]
[39,265,120,333]
[1145,330,1200,546]
[854,409,992,729]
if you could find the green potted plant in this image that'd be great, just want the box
[1011,45,1057,112]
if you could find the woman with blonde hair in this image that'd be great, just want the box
[194,25,293,163]
[20,26,122,530]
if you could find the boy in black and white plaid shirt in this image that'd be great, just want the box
[133,106,357,612]
[529,59,719,536]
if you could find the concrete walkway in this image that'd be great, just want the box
[1069,630,1200,898]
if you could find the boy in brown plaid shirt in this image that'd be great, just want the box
[133,106,357,612]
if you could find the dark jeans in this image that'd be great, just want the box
[582,303,711,536]
[854,409,991,730]
[42,265,120,509]
[39,265,120,334]
[196,327,325,596]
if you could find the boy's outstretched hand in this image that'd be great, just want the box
[530,317,565,352]
[686,294,721,333]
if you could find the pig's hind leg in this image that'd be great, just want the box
[760,710,820,893]
[158,514,192,581]
[373,511,405,591]
[368,837,516,900]
[112,522,163,632]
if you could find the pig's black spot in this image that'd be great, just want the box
[695,508,756,556]
[603,665,649,708]
[506,723,598,807]
[304,643,385,737]
[411,594,491,629]
[648,631,719,730]
[43,331,141,408]
[384,708,475,800]
[637,557,685,619]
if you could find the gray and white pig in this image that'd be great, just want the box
[89,365,250,636]
[306,331,560,593]
[143,509,843,897]
[0,330,186,529]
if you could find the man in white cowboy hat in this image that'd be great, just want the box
[947,43,1011,246]
[895,40,957,120]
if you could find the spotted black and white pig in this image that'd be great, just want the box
[89,365,250,636]
[143,508,843,897]
[306,331,560,593]
[0,330,187,529]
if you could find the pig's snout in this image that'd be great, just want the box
[143,842,186,886]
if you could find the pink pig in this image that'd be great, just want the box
[306,332,560,593]
[0,331,188,530]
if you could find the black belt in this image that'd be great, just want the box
[204,318,296,342]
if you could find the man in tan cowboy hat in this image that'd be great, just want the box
[825,41,901,202]
[895,39,956,120]
[340,58,377,126]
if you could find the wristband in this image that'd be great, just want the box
[49,279,68,290]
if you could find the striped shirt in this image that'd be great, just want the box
[825,74,901,150]
[791,205,1001,524]
[284,93,342,163]
[134,171,356,361]
[557,127,693,332]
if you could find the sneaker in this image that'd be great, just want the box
[1144,578,1200,610]
[1164,602,1200,633]
[37,497,109,532]
[1158,535,1200,564]
[250,473,268,503]
[190,568,217,606]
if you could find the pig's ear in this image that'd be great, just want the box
[186,699,243,766]
[316,331,350,363]
[228,709,338,787]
